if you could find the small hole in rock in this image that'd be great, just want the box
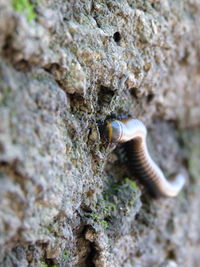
[130,87,139,99]
[113,32,121,42]
[147,93,155,103]
[167,249,176,260]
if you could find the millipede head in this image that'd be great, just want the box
[98,119,123,143]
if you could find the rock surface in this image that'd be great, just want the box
[0,0,200,266]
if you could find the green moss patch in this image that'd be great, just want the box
[12,0,37,22]
[87,177,140,230]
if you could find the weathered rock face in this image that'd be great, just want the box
[0,0,200,266]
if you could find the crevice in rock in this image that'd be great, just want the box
[0,160,28,197]
[97,86,115,109]
[84,241,96,267]
[82,226,98,267]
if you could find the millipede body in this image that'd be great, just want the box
[100,118,185,198]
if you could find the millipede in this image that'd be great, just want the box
[100,118,186,198]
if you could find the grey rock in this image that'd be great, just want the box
[0,0,200,266]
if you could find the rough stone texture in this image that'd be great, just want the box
[0,0,200,266]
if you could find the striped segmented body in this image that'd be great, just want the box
[103,118,185,198]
